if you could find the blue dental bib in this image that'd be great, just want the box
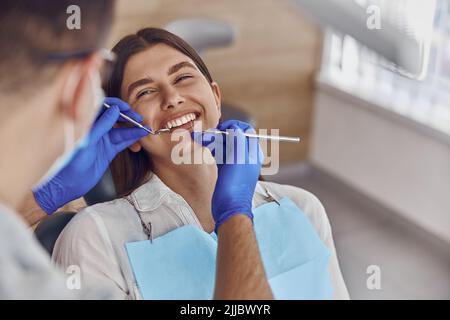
[125,197,333,299]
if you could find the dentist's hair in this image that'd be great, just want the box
[106,27,215,197]
[0,0,114,94]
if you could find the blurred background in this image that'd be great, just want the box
[67,0,450,299]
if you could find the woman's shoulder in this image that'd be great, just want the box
[256,180,324,210]
[76,198,135,224]
[52,197,142,265]
[54,198,137,246]
[255,180,331,240]
[52,205,109,263]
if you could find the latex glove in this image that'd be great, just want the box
[192,120,264,232]
[33,97,150,214]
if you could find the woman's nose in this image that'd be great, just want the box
[160,86,185,110]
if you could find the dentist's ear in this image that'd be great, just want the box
[60,62,82,119]
[59,53,103,120]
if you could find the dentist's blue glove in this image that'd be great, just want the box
[33,97,150,214]
[192,120,264,232]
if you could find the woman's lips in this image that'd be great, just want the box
[167,118,199,133]
[159,111,202,133]
[164,112,198,129]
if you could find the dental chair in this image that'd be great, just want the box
[34,18,255,256]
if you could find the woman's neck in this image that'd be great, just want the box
[152,159,217,233]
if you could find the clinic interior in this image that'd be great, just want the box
[39,0,450,300]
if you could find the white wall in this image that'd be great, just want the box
[311,82,450,244]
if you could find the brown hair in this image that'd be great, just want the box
[106,28,214,197]
[0,0,114,94]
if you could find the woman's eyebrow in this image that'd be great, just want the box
[168,61,196,75]
[127,77,154,98]
[126,62,195,98]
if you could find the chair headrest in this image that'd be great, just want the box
[165,18,236,55]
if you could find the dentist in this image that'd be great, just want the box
[0,0,272,299]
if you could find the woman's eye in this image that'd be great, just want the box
[174,74,193,84]
[136,89,154,100]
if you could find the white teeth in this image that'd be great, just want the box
[164,113,197,129]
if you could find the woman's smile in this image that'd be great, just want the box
[160,110,202,133]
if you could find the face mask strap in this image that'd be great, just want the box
[61,63,81,109]
[63,116,75,156]
[89,69,105,113]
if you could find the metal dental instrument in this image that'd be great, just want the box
[103,102,299,141]
[204,129,301,143]
[103,103,170,135]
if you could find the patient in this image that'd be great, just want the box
[52,28,349,299]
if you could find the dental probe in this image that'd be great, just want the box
[103,103,299,142]
[204,129,301,143]
[103,103,170,135]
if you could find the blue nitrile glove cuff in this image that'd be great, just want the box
[33,178,65,215]
[192,120,263,235]
[214,209,254,234]
[32,97,149,215]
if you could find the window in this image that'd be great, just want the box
[319,0,450,135]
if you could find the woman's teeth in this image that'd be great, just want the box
[165,113,197,129]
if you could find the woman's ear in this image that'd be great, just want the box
[114,122,142,152]
[128,141,142,153]
[210,82,222,118]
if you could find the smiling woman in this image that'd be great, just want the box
[106,28,221,197]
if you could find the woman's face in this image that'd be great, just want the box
[120,43,221,160]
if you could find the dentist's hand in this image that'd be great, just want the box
[33,97,150,214]
[192,120,264,232]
